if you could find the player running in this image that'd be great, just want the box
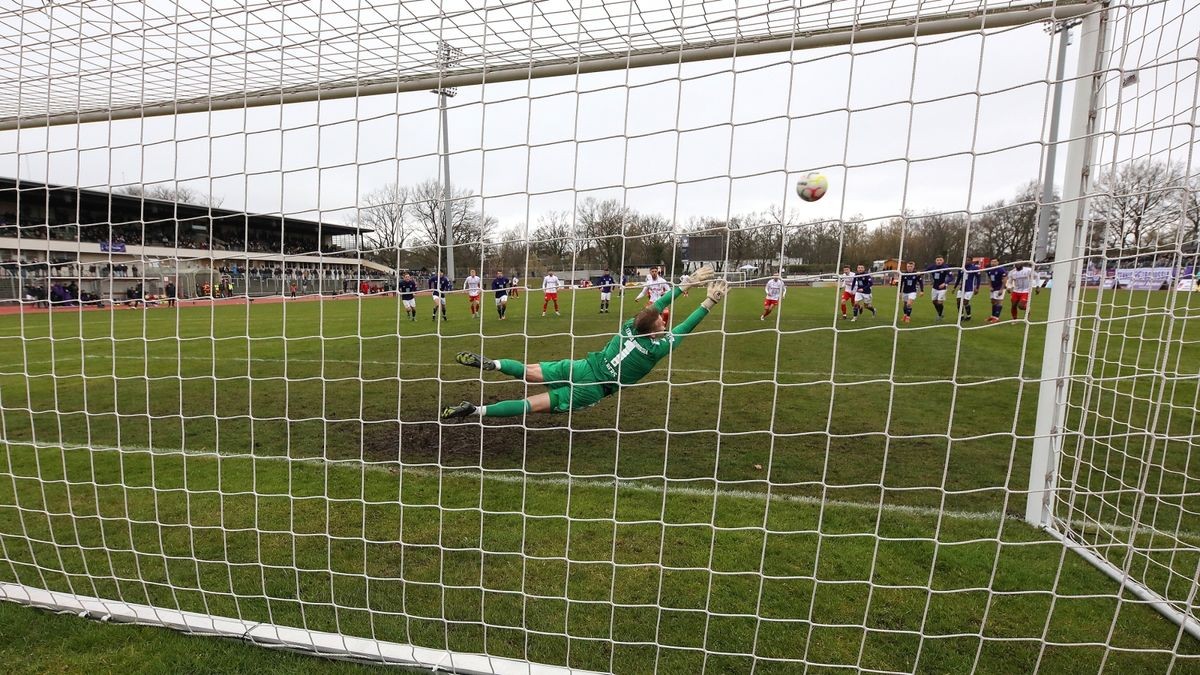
[464,269,483,319]
[441,269,720,419]
[542,270,561,316]
[986,261,1007,323]
[398,273,418,321]
[635,267,674,322]
[955,258,982,322]
[597,268,616,313]
[760,271,786,321]
[429,272,451,321]
[1008,262,1035,320]
[851,264,876,321]
[926,256,955,322]
[492,270,509,320]
[839,265,855,320]
[898,261,924,323]
[509,273,521,298]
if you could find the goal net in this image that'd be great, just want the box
[1,0,1198,672]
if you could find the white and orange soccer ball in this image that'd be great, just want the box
[796,172,828,202]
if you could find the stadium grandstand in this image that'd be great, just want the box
[0,176,393,305]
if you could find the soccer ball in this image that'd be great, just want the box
[796,172,828,202]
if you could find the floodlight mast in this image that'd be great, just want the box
[434,40,463,283]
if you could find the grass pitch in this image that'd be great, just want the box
[1,286,1198,673]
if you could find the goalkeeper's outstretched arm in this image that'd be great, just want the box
[653,266,714,314]
[668,279,727,347]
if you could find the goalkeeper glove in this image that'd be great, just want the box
[701,279,728,310]
[683,266,715,288]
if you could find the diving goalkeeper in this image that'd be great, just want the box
[441,270,725,419]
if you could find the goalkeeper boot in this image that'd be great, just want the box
[455,351,498,371]
[441,401,477,420]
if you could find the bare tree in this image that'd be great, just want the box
[1091,161,1183,251]
[579,198,634,271]
[1175,174,1199,250]
[629,213,676,268]
[408,179,487,274]
[906,212,969,264]
[529,210,579,268]
[358,183,412,268]
[492,227,533,274]
[975,181,1055,261]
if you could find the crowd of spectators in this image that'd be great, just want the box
[22,281,102,307]
[1,218,344,255]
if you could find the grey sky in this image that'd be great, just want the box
[1,4,1195,237]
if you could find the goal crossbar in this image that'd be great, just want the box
[0,1,1096,131]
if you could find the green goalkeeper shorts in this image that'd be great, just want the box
[539,358,609,414]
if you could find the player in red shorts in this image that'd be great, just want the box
[1008,262,1035,320]
[838,265,854,319]
[760,271,786,320]
[541,270,561,316]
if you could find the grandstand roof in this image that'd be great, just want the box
[0,177,368,236]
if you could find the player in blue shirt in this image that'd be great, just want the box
[398,273,419,321]
[955,259,982,322]
[492,270,510,320]
[926,256,955,322]
[897,261,924,323]
[429,273,451,321]
[851,264,876,321]
[986,261,1007,323]
[597,268,616,313]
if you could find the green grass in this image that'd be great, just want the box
[1,286,1198,673]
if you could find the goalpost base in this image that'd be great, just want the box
[0,582,599,675]
[1041,528,1200,642]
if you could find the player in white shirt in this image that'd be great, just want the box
[761,272,786,321]
[839,265,855,319]
[541,271,561,316]
[463,269,483,319]
[1008,262,1035,320]
[679,273,692,296]
[635,267,674,322]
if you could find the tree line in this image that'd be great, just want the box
[355,161,1199,275]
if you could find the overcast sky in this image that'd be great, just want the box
[1,2,1196,235]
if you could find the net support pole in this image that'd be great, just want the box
[439,93,456,281]
[1025,7,1106,527]
[1035,19,1078,262]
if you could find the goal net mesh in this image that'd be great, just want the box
[1049,0,1200,643]
[0,0,1197,672]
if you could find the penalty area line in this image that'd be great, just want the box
[15,441,1200,545]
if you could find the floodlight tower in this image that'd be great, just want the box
[434,40,462,281]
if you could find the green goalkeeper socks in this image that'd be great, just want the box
[481,399,531,417]
[497,359,526,378]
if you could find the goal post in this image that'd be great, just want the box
[1026,6,1105,529]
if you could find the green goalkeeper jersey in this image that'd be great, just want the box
[584,287,709,386]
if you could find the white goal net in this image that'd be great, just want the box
[1,0,1198,672]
